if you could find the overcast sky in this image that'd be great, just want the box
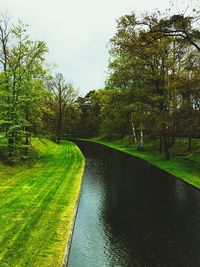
[1,0,175,95]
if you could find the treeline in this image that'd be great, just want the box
[1,8,199,163]
[0,15,78,163]
[74,9,200,160]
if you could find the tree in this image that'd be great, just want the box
[46,73,77,143]
[76,90,102,137]
[107,8,200,160]
[0,15,48,162]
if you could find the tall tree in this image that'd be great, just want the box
[0,16,48,162]
[46,73,77,143]
[107,8,200,160]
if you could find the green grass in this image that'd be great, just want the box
[81,136,200,189]
[0,138,84,266]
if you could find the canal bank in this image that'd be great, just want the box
[80,138,200,190]
[0,138,85,266]
[62,160,85,267]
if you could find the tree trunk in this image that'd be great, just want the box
[25,111,30,145]
[56,115,62,144]
[128,131,133,144]
[153,137,156,151]
[159,136,163,154]
[188,133,192,151]
[138,121,144,151]
[163,136,170,160]
[163,126,170,160]
[131,121,137,145]
[56,92,62,143]
[8,133,14,163]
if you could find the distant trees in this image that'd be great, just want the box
[76,90,101,137]
[44,73,77,143]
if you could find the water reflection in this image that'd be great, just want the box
[68,141,200,267]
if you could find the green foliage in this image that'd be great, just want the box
[0,17,48,162]
[76,90,102,137]
[103,8,200,159]
[74,8,199,161]
[43,73,78,142]
[0,15,80,162]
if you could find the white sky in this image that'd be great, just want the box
[0,0,176,95]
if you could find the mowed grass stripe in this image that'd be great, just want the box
[0,146,71,245]
[0,138,84,266]
[17,150,83,266]
[14,143,80,265]
[0,140,79,266]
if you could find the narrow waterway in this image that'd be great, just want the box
[68,141,200,267]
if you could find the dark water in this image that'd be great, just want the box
[68,141,200,267]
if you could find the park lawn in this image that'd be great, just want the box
[0,138,84,266]
[82,137,200,189]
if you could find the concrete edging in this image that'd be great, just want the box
[61,159,85,267]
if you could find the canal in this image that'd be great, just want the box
[68,141,200,267]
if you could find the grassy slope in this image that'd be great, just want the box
[82,137,200,189]
[0,138,84,267]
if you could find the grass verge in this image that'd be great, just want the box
[81,136,200,189]
[0,138,84,266]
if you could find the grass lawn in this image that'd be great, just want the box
[82,136,200,189]
[0,138,84,266]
